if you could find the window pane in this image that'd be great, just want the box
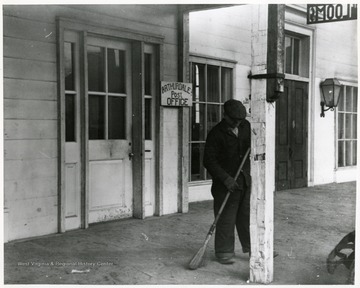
[338,141,344,167]
[191,143,200,181]
[338,113,345,139]
[337,86,345,111]
[89,95,105,139]
[193,64,205,102]
[191,143,205,181]
[353,88,358,112]
[293,38,300,75]
[345,140,352,166]
[145,98,152,140]
[189,61,233,182]
[285,36,292,74]
[353,114,357,139]
[88,46,105,92]
[207,65,220,103]
[108,49,126,93]
[65,94,75,142]
[221,67,232,102]
[345,114,352,138]
[353,141,357,165]
[337,85,357,168]
[65,42,75,91]
[191,103,206,141]
[207,104,220,134]
[345,86,353,112]
[145,53,152,95]
[108,96,126,139]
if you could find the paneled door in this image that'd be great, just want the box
[276,80,308,191]
[87,37,133,223]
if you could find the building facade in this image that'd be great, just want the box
[188,4,358,201]
[3,4,358,242]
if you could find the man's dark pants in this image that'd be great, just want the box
[212,176,250,259]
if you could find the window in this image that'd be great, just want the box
[144,53,153,140]
[337,86,358,167]
[285,35,300,75]
[87,45,127,140]
[284,34,310,78]
[189,59,233,182]
[65,42,76,142]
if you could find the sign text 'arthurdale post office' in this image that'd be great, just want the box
[161,81,193,107]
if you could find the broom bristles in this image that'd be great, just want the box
[188,244,207,270]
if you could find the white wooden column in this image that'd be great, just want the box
[249,4,284,283]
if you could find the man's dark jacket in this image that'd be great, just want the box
[203,119,251,195]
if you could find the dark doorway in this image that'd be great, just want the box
[276,80,308,191]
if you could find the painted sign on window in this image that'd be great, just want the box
[161,81,193,107]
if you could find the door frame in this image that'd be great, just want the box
[57,18,164,232]
[278,19,315,189]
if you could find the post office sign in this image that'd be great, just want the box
[161,81,193,107]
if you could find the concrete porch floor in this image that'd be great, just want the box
[4,182,357,285]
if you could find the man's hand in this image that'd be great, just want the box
[224,177,240,192]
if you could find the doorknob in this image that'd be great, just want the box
[129,152,134,160]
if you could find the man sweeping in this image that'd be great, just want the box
[203,99,251,265]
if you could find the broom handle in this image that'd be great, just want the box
[208,147,251,236]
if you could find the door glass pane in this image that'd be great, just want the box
[65,42,75,91]
[207,104,220,134]
[145,98,152,140]
[65,94,75,142]
[221,67,232,102]
[207,65,220,103]
[108,96,126,139]
[87,46,105,92]
[108,49,126,93]
[145,53,152,96]
[191,103,205,141]
[89,95,105,139]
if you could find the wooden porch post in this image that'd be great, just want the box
[249,4,285,284]
[177,7,190,213]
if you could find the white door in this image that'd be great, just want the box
[86,37,133,223]
[144,44,156,217]
[64,31,82,230]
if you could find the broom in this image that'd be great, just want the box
[188,147,251,270]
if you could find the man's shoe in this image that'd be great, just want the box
[217,257,235,265]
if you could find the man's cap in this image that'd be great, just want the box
[224,99,247,119]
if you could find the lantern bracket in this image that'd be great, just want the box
[320,101,334,117]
